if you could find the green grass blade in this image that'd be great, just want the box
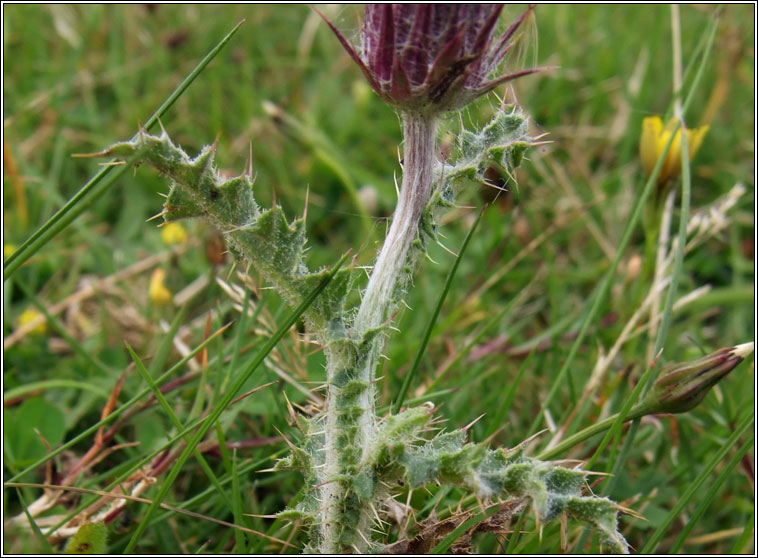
[730,508,755,554]
[640,412,754,553]
[392,206,485,414]
[538,413,620,461]
[490,346,537,437]
[40,394,283,538]
[122,251,348,553]
[680,11,720,116]
[525,151,668,436]
[150,449,286,529]
[597,14,719,485]
[40,414,219,538]
[580,338,654,472]
[6,323,230,483]
[14,488,54,554]
[149,306,187,375]
[220,289,252,396]
[422,272,537,396]
[4,380,109,403]
[125,343,233,510]
[3,20,245,280]
[215,422,233,475]
[669,432,754,553]
[505,510,528,553]
[597,119,693,477]
[231,450,246,553]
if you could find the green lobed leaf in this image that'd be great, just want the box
[96,131,359,339]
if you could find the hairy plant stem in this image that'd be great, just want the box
[320,112,438,553]
[355,113,439,333]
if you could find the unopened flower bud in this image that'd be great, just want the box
[638,343,753,415]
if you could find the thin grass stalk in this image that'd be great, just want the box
[531,4,718,444]
[640,412,754,553]
[392,206,485,414]
[599,18,699,490]
[669,434,754,553]
[126,344,234,510]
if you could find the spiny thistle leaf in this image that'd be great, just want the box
[421,106,532,248]
[94,131,358,338]
[396,430,627,552]
[274,414,326,525]
[278,403,629,553]
[391,423,629,554]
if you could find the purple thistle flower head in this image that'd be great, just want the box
[321,4,540,114]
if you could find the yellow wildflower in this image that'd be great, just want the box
[19,307,47,335]
[639,116,709,185]
[149,268,172,305]
[4,244,16,259]
[160,222,187,246]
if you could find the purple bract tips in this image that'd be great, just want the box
[320,4,540,114]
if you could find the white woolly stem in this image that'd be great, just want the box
[355,111,439,333]
[319,111,438,553]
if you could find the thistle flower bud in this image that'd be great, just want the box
[321,4,540,114]
[639,343,754,415]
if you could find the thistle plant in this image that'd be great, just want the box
[6,4,753,556]
[82,6,636,552]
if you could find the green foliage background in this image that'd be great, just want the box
[3,4,754,554]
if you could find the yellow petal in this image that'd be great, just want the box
[657,118,679,183]
[687,125,709,160]
[19,308,47,335]
[160,222,187,246]
[149,268,172,305]
[663,117,679,133]
[640,116,663,176]
[661,125,683,183]
[640,115,710,186]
